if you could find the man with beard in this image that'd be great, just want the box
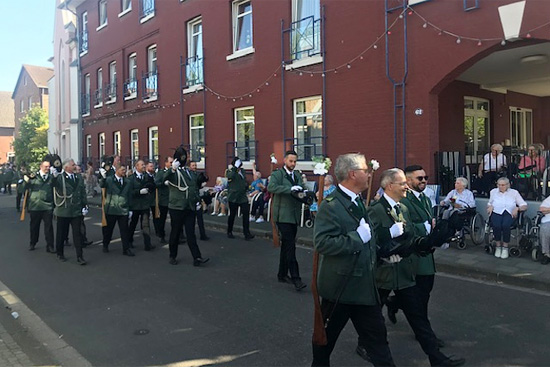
[128,160,155,251]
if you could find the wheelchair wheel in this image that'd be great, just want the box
[509,247,522,258]
[456,240,467,250]
[532,247,542,262]
[305,219,314,228]
[470,213,485,245]
[485,243,495,255]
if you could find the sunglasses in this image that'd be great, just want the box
[416,176,429,181]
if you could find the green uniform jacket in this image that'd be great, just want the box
[26,173,54,212]
[267,168,304,224]
[368,196,418,291]
[100,175,130,216]
[163,167,200,211]
[3,169,14,184]
[53,172,87,218]
[400,191,436,276]
[155,168,170,207]
[145,173,156,207]
[127,173,151,211]
[15,172,25,195]
[314,188,380,305]
[225,167,248,204]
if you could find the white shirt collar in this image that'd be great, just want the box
[64,170,73,177]
[115,174,123,181]
[284,166,294,176]
[383,193,399,208]
[338,184,358,203]
[411,189,422,199]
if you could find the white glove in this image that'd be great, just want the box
[99,168,107,178]
[389,222,404,238]
[382,254,403,264]
[196,202,202,210]
[228,164,232,170]
[50,166,59,177]
[291,185,303,192]
[356,218,372,243]
[18,179,23,184]
[270,156,278,164]
[140,188,149,195]
[172,159,181,170]
[81,207,89,216]
[424,220,431,234]
[235,159,242,169]
[164,180,170,186]
[128,211,133,219]
[440,243,450,250]
[23,175,29,183]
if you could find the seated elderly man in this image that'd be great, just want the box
[478,143,507,196]
[440,177,476,220]
[487,177,527,259]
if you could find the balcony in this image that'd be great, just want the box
[94,88,103,107]
[185,56,204,89]
[81,94,90,116]
[124,78,137,99]
[139,0,155,22]
[285,136,324,162]
[142,71,158,101]
[79,30,88,55]
[104,80,117,104]
[285,15,322,64]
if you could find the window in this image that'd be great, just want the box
[510,107,533,149]
[82,73,91,115]
[294,96,323,161]
[106,61,117,102]
[139,0,155,22]
[28,96,33,110]
[144,45,158,100]
[189,114,205,164]
[114,131,121,155]
[464,97,490,164]
[148,126,158,162]
[291,0,321,61]
[20,99,24,113]
[186,17,203,87]
[232,0,253,52]
[131,129,139,163]
[80,12,88,54]
[121,0,132,13]
[86,135,92,158]
[98,0,108,29]
[95,68,103,107]
[125,53,137,99]
[234,107,255,161]
[99,132,106,158]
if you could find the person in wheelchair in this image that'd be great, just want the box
[517,144,546,200]
[308,174,335,216]
[477,143,507,196]
[487,177,527,259]
[440,177,476,220]
[538,195,550,264]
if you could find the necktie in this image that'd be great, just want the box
[355,196,366,217]
[119,178,123,185]
[42,175,46,181]
[394,203,401,216]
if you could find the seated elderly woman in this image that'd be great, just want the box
[478,143,507,195]
[539,195,550,265]
[309,174,336,213]
[487,177,527,259]
[440,177,476,219]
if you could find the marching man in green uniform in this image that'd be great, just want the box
[154,156,173,244]
[267,150,306,291]
[312,153,396,367]
[127,160,155,251]
[25,159,55,252]
[99,164,133,256]
[15,166,26,212]
[52,159,88,265]
[364,168,464,367]
[225,157,254,240]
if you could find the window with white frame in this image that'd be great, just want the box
[464,97,490,163]
[98,0,108,28]
[131,129,139,162]
[86,135,92,158]
[144,45,158,100]
[140,0,155,21]
[148,45,157,74]
[148,127,158,162]
[189,114,205,164]
[125,53,137,99]
[510,107,533,149]
[99,132,106,158]
[80,12,89,54]
[234,107,255,161]
[294,96,323,161]
[186,17,203,87]
[20,99,24,113]
[121,0,131,13]
[232,0,253,52]
[291,0,321,60]
[83,73,91,115]
[107,61,116,102]
[95,68,103,106]
[113,131,121,155]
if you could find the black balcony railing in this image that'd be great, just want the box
[139,0,155,19]
[94,88,103,106]
[142,71,158,100]
[104,80,117,102]
[183,143,206,163]
[80,30,88,54]
[288,15,321,62]
[285,136,324,162]
[185,56,203,88]
[81,93,90,115]
[123,78,137,98]
[226,140,257,164]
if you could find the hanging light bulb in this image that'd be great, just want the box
[501,39,506,46]
[477,40,482,46]
[423,23,427,28]
[526,33,532,38]
[347,64,351,69]
[456,37,461,44]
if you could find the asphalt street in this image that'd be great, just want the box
[0,194,549,366]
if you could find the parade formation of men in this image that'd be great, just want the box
[15,148,466,366]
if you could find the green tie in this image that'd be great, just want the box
[355,196,366,217]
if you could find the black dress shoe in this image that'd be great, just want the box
[77,257,87,265]
[244,233,255,241]
[541,255,550,265]
[227,232,235,239]
[433,357,466,367]
[57,255,67,262]
[144,245,156,251]
[193,257,210,266]
[82,240,93,248]
[103,246,109,253]
[169,257,178,265]
[355,345,371,362]
[28,245,35,251]
[293,280,307,291]
[123,250,135,257]
[387,301,398,324]
[200,235,210,241]
[278,276,293,284]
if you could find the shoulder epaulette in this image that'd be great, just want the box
[325,196,334,202]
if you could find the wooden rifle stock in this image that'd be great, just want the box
[270,193,280,247]
[312,175,327,345]
[19,190,29,221]
[101,187,107,227]
[155,189,161,219]
[366,169,375,206]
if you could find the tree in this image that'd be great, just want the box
[12,106,49,171]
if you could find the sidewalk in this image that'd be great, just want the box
[88,195,550,292]
[0,321,34,367]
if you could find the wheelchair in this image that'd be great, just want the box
[438,206,485,249]
[516,212,544,261]
[484,210,531,255]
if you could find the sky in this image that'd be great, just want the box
[0,0,56,92]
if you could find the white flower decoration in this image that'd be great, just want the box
[370,159,380,171]
[270,156,278,164]
[313,162,328,176]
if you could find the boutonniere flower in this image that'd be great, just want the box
[312,156,332,176]
[387,207,405,223]
[270,153,278,165]
[369,159,380,171]
[450,195,457,204]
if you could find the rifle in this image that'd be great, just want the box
[19,190,29,221]
[312,175,327,345]
[155,188,161,219]
[101,187,107,227]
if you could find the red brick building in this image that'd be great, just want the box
[0,92,15,163]
[67,0,550,191]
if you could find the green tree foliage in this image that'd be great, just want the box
[12,107,49,171]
